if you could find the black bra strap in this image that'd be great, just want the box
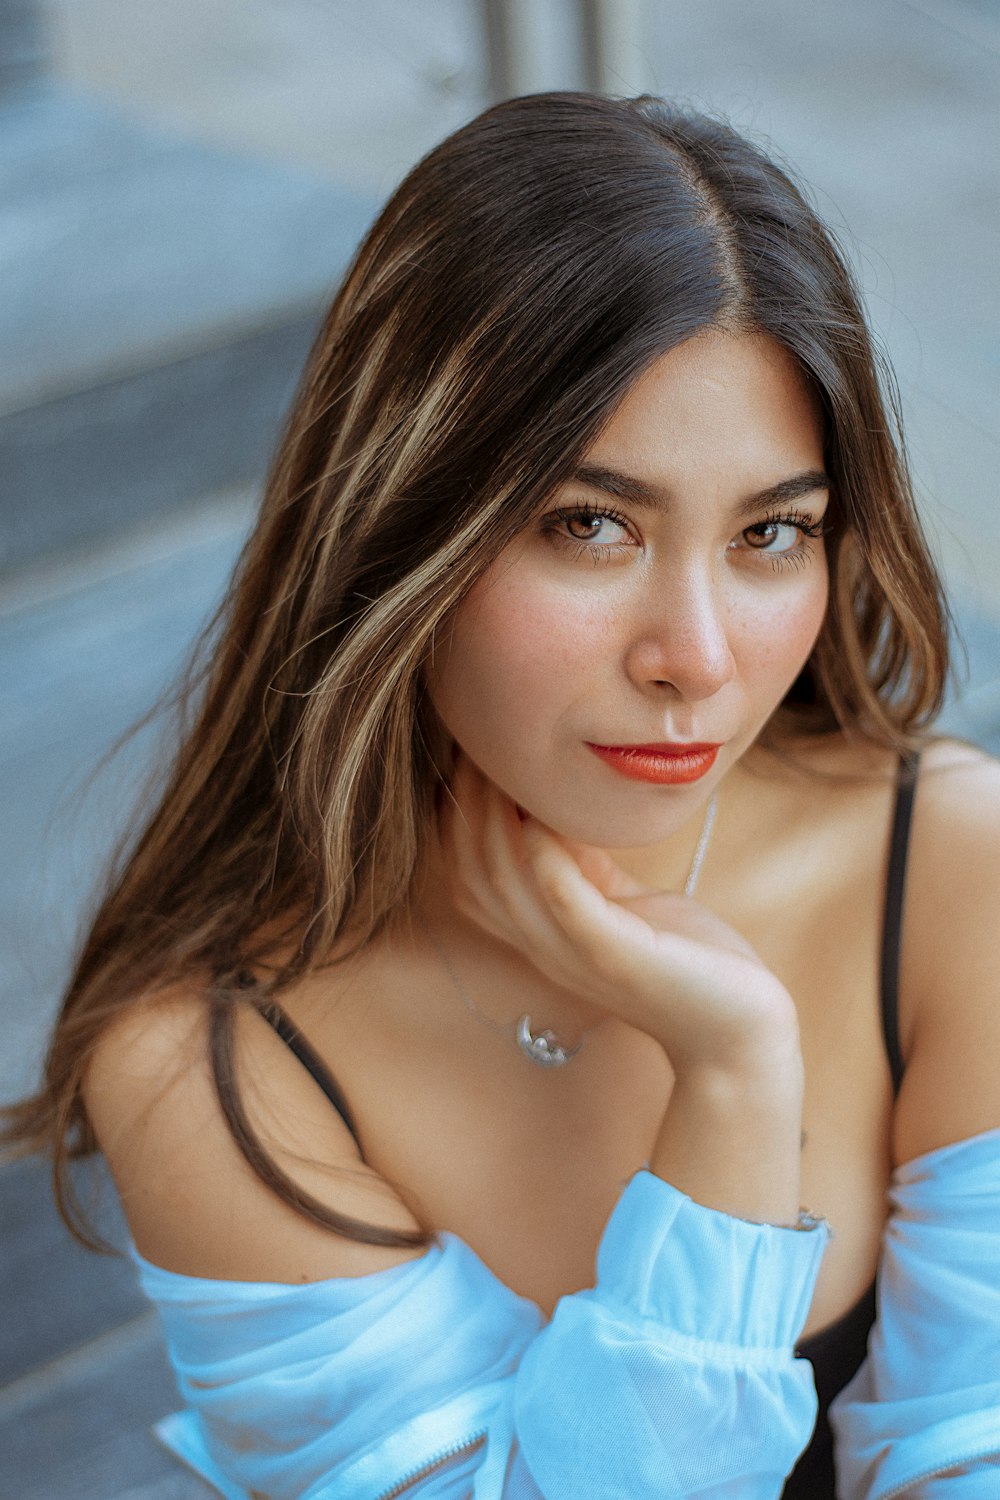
[880,753,920,1096]
[260,1001,362,1150]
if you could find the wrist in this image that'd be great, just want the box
[682,1031,805,1100]
[650,1061,804,1226]
[661,1019,804,1101]
[647,976,803,1082]
[599,1171,829,1345]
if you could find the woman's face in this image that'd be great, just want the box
[425,329,830,848]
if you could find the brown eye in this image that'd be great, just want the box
[566,513,605,540]
[740,521,800,553]
[542,505,635,561]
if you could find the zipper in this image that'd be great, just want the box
[879,1443,1000,1499]
[374,1430,488,1500]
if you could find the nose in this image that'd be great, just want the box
[623,566,737,702]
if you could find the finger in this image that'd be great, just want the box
[518,818,656,969]
[442,756,558,952]
[552,836,652,901]
[476,778,579,955]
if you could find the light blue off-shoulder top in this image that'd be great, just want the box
[131,1129,1000,1499]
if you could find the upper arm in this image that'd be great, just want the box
[892,741,1000,1168]
[82,986,425,1282]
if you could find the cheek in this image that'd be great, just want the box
[735,569,829,693]
[428,575,611,744]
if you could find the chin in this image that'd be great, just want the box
[526,787,714,850]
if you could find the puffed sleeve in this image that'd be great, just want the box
[510,1170,827,1497]
[134,1168,829,1499]
[830,1128,1000,1499]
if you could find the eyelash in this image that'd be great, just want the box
[541,504,828,571]
[542,505,635,565]
[746,509,829,572]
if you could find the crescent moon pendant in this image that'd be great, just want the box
[516,1014,582,1067]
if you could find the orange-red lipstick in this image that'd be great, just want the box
[586,742,721,785]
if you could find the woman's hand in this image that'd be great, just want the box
[437,751,799,1078]
[437,751,805,1223]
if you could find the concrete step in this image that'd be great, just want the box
[0,1151,214,1497]
[0,83,374,572]
[0,1154,144,1385]
[0,1302,212,1499]
[0,0,45,98]
[0,492,253,1105]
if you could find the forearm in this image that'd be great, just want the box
[649,1044,805,1227]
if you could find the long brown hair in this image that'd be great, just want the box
[4,93,949,1250]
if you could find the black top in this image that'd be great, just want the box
[783,753,918,1497]
[260,754,921,1499]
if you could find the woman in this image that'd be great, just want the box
[5,93,999,1497]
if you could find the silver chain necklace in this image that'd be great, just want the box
[427,791,718,1069]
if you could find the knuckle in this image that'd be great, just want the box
[536,865,574,917]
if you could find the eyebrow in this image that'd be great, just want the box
[567,462,832,519]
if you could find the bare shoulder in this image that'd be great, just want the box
[911,734,1000,825]
[83,980,424,1283]
[907,738,1000,941]
[892,737,1000,1166]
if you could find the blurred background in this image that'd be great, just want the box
[1,2,997,1494]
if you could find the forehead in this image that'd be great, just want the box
[584,329,824,481]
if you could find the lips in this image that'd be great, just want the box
[586,742,721,785]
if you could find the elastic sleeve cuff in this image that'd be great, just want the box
[596,1169,830,1350]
